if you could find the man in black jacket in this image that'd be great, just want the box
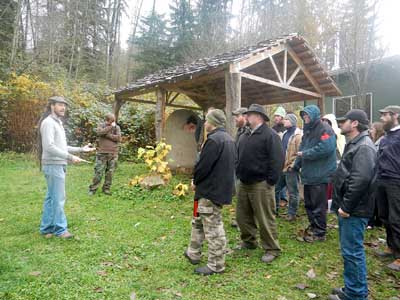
[329,109,376,300]
[184,109,236,276]
[236,104,284,263]
[375,105,400,272]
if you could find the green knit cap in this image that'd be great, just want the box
[206,109,226,128]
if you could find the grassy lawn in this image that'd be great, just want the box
[0,153,399,300]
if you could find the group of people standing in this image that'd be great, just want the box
[37,95,399,300]
[184,102,400,300]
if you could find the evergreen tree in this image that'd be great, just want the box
[132,7,173,79]
[169,0,195,63]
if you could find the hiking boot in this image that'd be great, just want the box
[183,251,200,265]
[261,253,278,263]
[103,189,112,195]
[234,242,258,250]
[286,214,297,222]
[303,234,326,243]
[387,259,400,271]
[375,247,394,259]
[194,265,223,276]
[58,231,74,239]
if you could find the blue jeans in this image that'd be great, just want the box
[275,174,287,211]
[338,215,369,300]
[40,165,68,236]
[275,172,298,215]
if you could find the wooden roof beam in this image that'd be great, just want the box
[241,71,321,99]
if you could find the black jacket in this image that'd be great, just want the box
[236,123,284,185]
[194,128,236,205]
[332,131,377,218]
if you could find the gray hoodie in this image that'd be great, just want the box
[40,115,82,165]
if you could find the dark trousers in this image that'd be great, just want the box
[376,179,400,259]
[236,181,281,255]
[304,184,327,237]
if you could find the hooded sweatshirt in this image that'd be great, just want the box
[322,114,346,158]
[293,105,337,185]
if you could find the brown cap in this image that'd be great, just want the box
[232,107,248,115]
[379,105,400,114]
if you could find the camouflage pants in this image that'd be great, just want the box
[89,153,117,192]
[186,198,226,272]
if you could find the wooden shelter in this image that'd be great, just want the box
[114,33,342,139]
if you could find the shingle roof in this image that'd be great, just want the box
[115,33,301,95]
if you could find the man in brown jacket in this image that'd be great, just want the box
[280,113,302,221]
[89,113,121,195]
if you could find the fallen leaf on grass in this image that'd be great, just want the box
[295,283,308,290]
[307,292,317,298]
[29,271,41,276]
[326,271,339,280]
[174,291,182,297]
[94,287,103,293]
[264,274,272,279]
[101,261,114,267]
[97,270,107,276]
[306,268,316,279]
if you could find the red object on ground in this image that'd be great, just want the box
[193,199,199,217]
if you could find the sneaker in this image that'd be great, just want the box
[279,199,288,207]
[331,287,345,298]
[183,251,200,265]
[194,265,223,276]
[234,242,258,250]
[103,189,112,195]
[387,259,400,271]
[88,190,96,196]
[327,294,344,300]
[261,253,278,263]
[58,232,74,239]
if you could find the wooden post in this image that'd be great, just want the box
[318,94,326,115]
[113,97,124,123]
[225,68,241,137]
[155,87,167,142]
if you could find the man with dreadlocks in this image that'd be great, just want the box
[38,96,95,239]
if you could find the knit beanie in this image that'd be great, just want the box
[284,113,298,127]
[274,106,286,118]
[206,109,226,128]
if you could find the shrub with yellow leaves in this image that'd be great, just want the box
[133,141,173,186]
[172,183,189,197]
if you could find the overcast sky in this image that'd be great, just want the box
[120,0,400,57]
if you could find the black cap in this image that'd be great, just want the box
[336,109,369,125]
[244,104,269,121]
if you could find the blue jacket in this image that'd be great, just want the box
[293,105,337,185]
[377,126,400,180]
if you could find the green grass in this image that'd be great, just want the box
[0,153,399,300]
